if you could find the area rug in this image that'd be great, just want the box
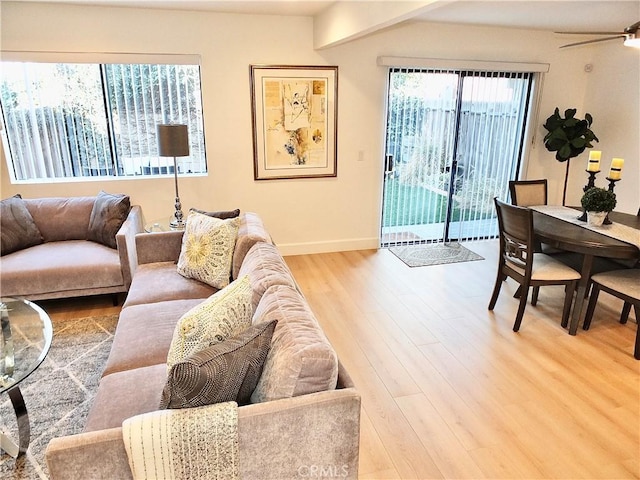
[389,242,484,267]
[0,314,118,480]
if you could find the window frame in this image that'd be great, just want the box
[0,51,207,184]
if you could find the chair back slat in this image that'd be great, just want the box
[494,198,534,275]
[509,179,548,207]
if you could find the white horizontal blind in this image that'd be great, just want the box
[381,68,533,246]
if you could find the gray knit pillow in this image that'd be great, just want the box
[0,194,44,256]
[160,320,277,409]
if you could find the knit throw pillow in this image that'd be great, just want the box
[177,211,240,289]
[160,320,277,409]
[166,275,253,369]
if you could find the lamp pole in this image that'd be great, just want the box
[157,124,189,229]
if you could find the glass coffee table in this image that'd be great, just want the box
[1,298,53,457]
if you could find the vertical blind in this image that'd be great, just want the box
[381,67,534,246]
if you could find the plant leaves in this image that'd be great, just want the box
[558,144,572,159]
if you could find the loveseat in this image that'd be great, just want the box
[0,193,143,301]
[45,211,361,479]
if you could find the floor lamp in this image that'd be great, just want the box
[157,124,189,229]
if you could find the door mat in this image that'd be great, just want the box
[389,242,484,268]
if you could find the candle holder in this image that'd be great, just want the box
[577,169,600,221]
[606,177,620,192]
[602,177,621,225]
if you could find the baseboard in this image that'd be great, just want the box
[278,237,380,256]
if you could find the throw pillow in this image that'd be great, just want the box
[190,207,241,219]
[166,275,253,369]
[0,194,44,256]
[87,190,131,249]
[160,320,277,409]
[177,211,240,289]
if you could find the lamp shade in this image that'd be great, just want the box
[157,124,190,157]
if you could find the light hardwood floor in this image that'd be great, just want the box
[40,240,639,479]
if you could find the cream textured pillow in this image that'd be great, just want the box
[177,211,240,289]
[167,275,253,369]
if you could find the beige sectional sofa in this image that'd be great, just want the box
[45,212,361,479]
[0,194,143,301]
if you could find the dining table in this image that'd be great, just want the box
[531,205,640,335]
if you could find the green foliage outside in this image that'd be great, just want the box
[383,176,498,228]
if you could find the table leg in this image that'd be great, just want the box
[0,385,30,457]
[568,254,594,335]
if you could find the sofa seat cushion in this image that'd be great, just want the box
[85,364,167,432]
[251,284,338,403]
[102,299,205,377]
[238,242,298,310]
[122,262,216,308]
[0,240,123,297]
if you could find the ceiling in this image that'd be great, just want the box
[9,0,640,34]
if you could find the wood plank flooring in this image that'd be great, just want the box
[37,240,639,479]
[284,240,639,479]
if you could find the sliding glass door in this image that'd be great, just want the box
[381,68,533,246]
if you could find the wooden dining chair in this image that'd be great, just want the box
[509,179,548,207]
[583,269,640,360]
[488,198,581,332]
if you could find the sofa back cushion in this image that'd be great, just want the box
[251,284,338,403]
[1,194,44,255]
[232,212,273,281]
[24,196,95,242]
[238,242,297,310]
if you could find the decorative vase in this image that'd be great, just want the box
[587,211,607,227]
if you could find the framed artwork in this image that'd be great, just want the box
[250,65,338,180]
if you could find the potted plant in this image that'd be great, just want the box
[543,108,599,205]
[580,187,616,226]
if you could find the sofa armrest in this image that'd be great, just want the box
[237,386,361,479]
[115,206,144,289]
[46,428,133,480]
[46,384,361,480]
[135,230,184,265]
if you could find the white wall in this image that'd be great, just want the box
[1,3,637,254]
[582,42,639,212]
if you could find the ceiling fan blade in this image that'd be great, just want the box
[556,31,623,35]
[625,21,640,33]
[560,35,625,48]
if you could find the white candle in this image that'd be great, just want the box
[587,150,601,172]
[609,158,624,180]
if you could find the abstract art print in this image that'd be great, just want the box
[250,65,338,180]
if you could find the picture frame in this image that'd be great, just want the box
[250,65,338,180]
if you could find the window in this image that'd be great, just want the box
[0,58,206,181]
